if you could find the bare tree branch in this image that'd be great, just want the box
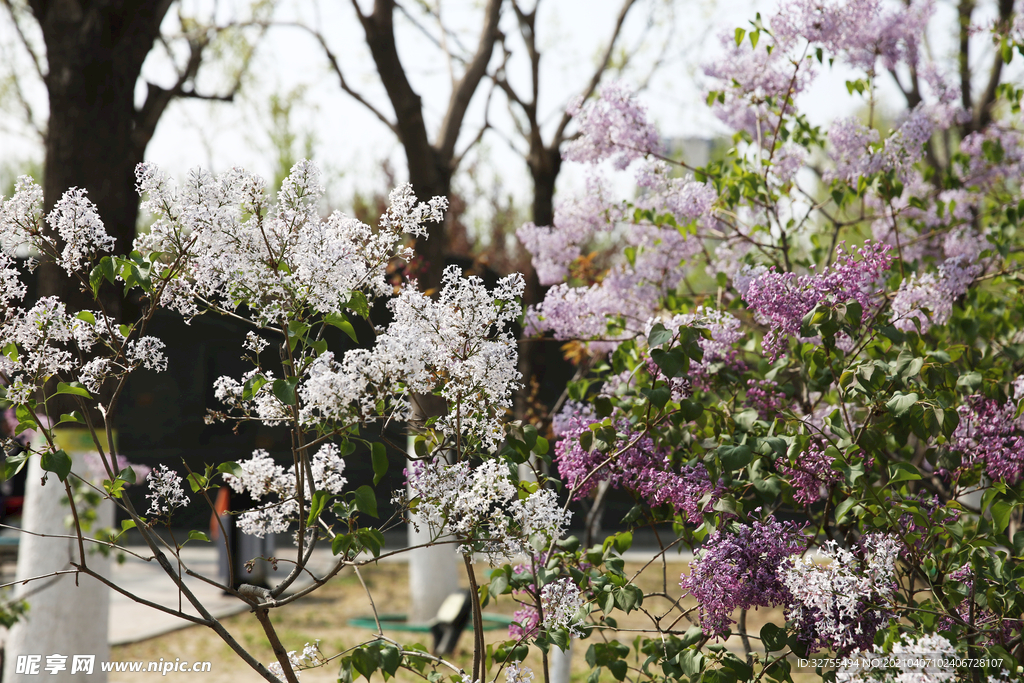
[1,0,46,80]
[437,0,502,164]
[554,0,639,144]
[280,20,399,136]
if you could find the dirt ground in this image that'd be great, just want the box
[111,559,816,682]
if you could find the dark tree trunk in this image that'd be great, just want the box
[355,0,500,295]
[514,145,562,423]
[30,0,173,313]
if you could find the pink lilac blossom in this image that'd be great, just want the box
[517,174,618,286]
[942,225,990,261]
[564,82,661,169]
[634,160,718,227]
[702,32,814,135]
[779,439,843,505]
[770,142,808,184]
[679,516,805,636]
[744,242,892,359]
[949,395,1024,484]
[551,400,596,437]
[828,117,882,183]
[554,415,716,520]
[782,534,901,654]
[958,128,1024,190]
[890,256,980,333]
[773,0,933,72]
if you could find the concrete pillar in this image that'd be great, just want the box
[406,435,459,625]
[3,431,114,682]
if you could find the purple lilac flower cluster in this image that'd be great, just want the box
[644,309,744,392]
[778,439,842,505]
[744,242,892,359]
[937,563,1022,646]
[950,395,1024,484]
[773,0,932,71]
[679,516,805,636]
[745,378,789,420]
[890,256,981,333]
[564,82,661,170]
[554,415,716,520]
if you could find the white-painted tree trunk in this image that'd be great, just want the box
[406,436,459,625]
[4,435,113,682]
[548,639,573,683]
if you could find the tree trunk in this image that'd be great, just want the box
[31,0,172,314]
[515,146,562,423]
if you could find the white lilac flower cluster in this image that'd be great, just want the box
[47,188,117,274]
[504,662,534,683]
[297,266,524,449]
[222,444,347,539]
[406,458,570,559]
[0,179,168,400]
[134,161,444,326]
[266,640,323,681]
[837,633,956,682]
[781,534,901,653]
[540,577,587,636]
[145,465,189,517]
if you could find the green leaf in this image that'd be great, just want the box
[992,501,1014,534]
[347,291,371,319]
[734,27,746,46]
[307,489,328,525]
[117,465,137,484]
[885,392,918,417]
[650,347,688,378]
[120,519,137,533]
[888,462,922,484]
[54,382,92,399]
[89,257,116,295]
[760,623,787,651]
[489,568,509,596]
[4,451,30,481]
[57,411,85,425]
[40,449,72,482]
[188,530,210,543]
[549,628,570,652]
[326,312,358,343]
[719,444,753,471]
[643,386,671,409]
[353,485,378,518]
[217,461,243,478]
[76,311,96,324]
[371,442,388,486]
[834,497,857,524]
[186,472,208,492]
[351,646,379,681]
[272,377,300,406]
[380,644,400,678]
[357,528,385,557]
[647,323,672,348]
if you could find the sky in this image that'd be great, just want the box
[0,0,1015,225]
